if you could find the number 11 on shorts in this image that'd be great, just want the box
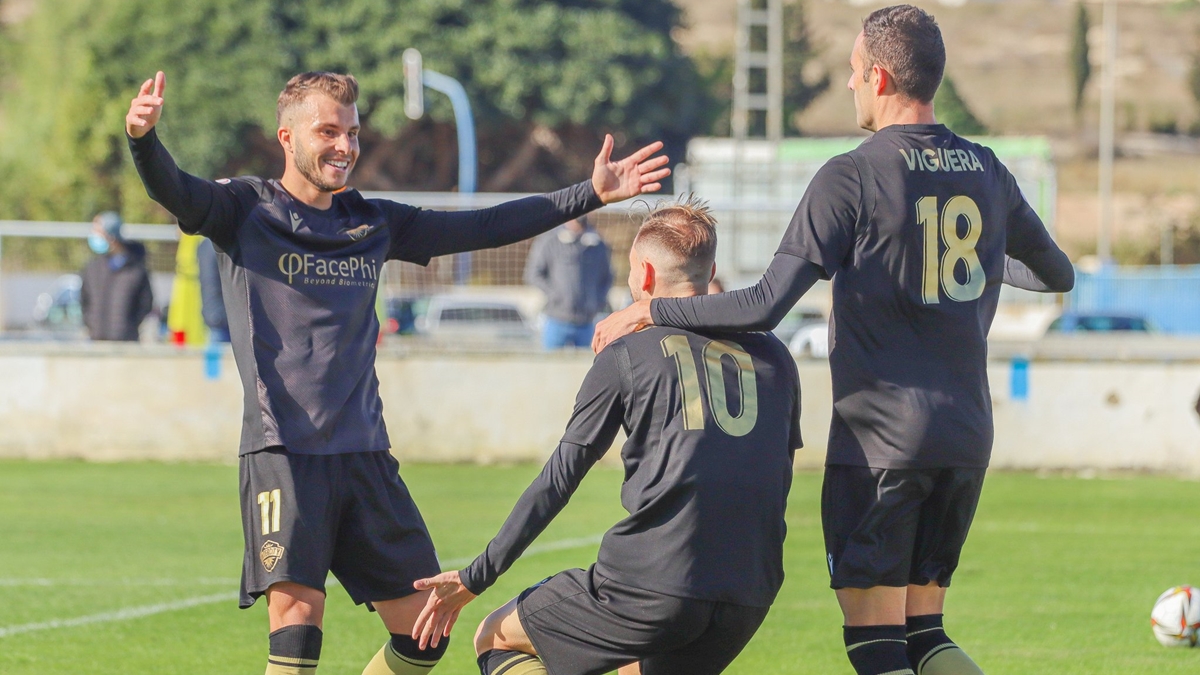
[257,489,281,535]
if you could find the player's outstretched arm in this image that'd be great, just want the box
[125,71,255,244]
[409,352,625,650]
[411,571,476,650]
[382,136,669,263]
[591,134,670,204]
[409,439,605,649]
[592,252,824,353]
[126,72,165,139]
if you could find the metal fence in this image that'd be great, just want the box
[9,192,1158,342]
[0,193,806,337]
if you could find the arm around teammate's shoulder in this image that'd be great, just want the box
[649,253,824,333]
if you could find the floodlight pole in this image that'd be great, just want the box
[404,48,477,283]
[1097,0,1117,265]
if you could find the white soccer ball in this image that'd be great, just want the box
[1150,586,1200,647]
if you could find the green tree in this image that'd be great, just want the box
[0,0,713,217]
[1070,2,1092,124]
[935,74,987,136]
[783,0,829,136]
[0,0,287,223]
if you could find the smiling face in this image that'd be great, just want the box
[280,94,360,192]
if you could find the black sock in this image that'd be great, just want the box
[477,649,546,675]
[843,624,913,675]
[391,633,450,662]
[906,614,952,671]
[905,615,983,675]
[267,624,323,673]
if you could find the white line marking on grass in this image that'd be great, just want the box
[0,578,239,587]
[0,592,238,638]
[440,534,603,569]
[0,533,604,639]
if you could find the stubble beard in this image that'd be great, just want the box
[294,145,347,193]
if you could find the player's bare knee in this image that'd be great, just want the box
[267,582,326,628]
[474,609,504,655]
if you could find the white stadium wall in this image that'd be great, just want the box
[1,343,1200,473]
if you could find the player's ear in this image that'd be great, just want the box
[277,126,293,154]
[641,259,656,295]
[871,64,889,96]
[709,262,717,284]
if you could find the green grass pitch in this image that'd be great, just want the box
[0,461,1198,674]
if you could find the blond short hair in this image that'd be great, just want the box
[633,196,718,287]
[276,72,359,126]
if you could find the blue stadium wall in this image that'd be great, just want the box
[1067,266,1200,333]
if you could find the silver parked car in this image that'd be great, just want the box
[417,295,537,344]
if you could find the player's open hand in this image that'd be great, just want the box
[592,299,652,353]
[591,135,671,204]
[126,71,166,139]
[412,570,477,650]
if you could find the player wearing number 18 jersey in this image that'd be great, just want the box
[411,199,802,675]
[593,6,1075,675]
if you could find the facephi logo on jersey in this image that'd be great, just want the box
[899,148,984,173]
[260,540,285,572]
[277,252,379,287]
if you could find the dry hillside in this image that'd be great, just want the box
[674,0,1200,259]
[674,0,1200,137]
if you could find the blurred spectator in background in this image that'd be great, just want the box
[524,216,613,349]
[80,211,153,341]
[197,238,229,342]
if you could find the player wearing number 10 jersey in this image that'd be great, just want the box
[410,199,802,675]
[594,6,1075,675]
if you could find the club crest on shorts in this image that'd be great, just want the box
[260,540,285,572]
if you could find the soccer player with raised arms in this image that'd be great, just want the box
[410,199,803,675]
[594,6,1075,675]
[124,70,669,675]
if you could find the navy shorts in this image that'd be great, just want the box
[822,465,986,589]
[238,447,441,608]
[517,566,769,675]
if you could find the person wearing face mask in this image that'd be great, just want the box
[79,211,155,342]
[524,216,613,349]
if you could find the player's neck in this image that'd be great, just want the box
[280,168,335,211]
[870,99,937,131]
[650,284,705,300]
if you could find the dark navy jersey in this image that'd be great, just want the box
[461,326,802,607]
[779,124,1061,469]
[129,130,601,455]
